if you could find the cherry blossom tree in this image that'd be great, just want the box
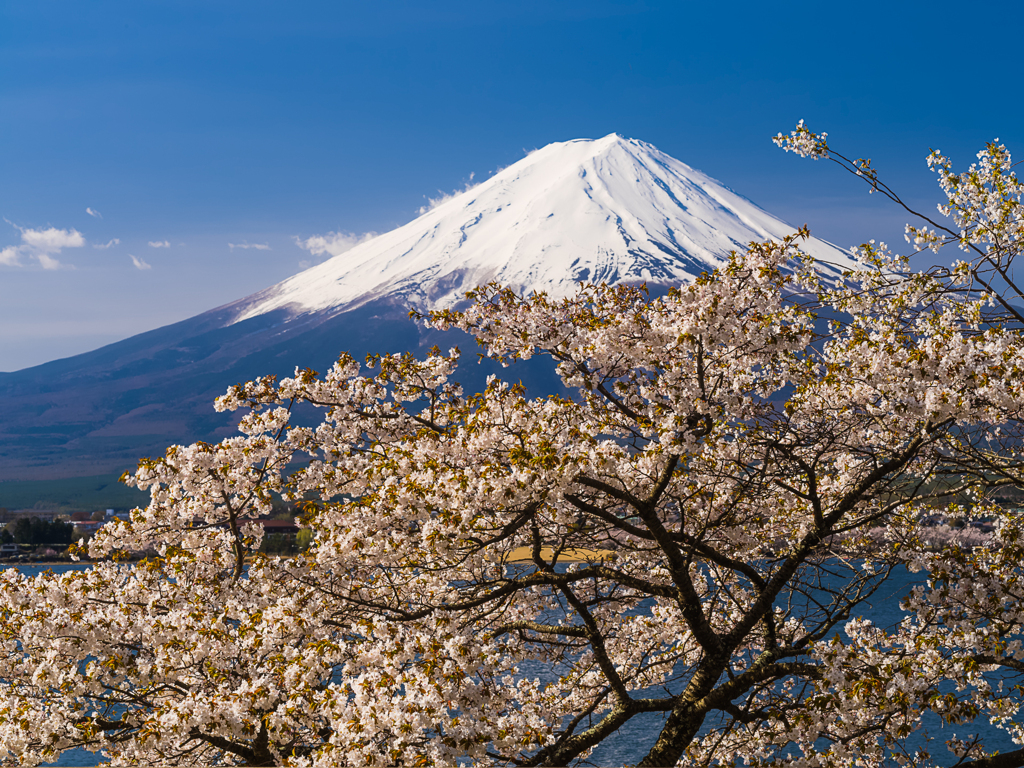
[2,128,1024,767]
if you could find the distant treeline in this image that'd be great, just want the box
[2,517,75,547]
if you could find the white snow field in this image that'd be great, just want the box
[233,133,857,323]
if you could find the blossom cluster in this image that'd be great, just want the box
[2,133,1024,767]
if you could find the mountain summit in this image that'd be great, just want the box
[0,135,856,480]
[231,134,854,323]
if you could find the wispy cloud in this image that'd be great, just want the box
[295,231,377,268]
[418,173,478,214]
[228,241,271,251]
[93,238,120,249]
[36,252,62,270]
[2,220,85,269]
[148,240,170,248]
[129,254,152,270]
[86,207,102,219]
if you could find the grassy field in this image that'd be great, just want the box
[0,474,148,513]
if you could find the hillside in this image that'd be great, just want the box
[0,134,854,480]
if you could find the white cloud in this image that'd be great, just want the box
[148,240,170,248]
[2,221,84,269]
[86,207,102,218]
[36,252,62,270]
[19,226,85,251]
[228,241,271,251]
[129,254,152,270]
[93,238,120,249]
[418,172,478,214]
[295,230,378,261]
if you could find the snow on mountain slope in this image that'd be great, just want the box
[0,133,864,480]
[233,134,857,323]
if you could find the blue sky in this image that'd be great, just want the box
[2,0,1022,370]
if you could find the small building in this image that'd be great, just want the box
[258,519,299,536]
[71,520,105,533]
[0,543,19,557]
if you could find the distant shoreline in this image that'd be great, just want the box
[1,560,90,567]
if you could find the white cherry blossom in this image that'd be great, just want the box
[3,130,1024,767]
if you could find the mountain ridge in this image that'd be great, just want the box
[226,133,855,323]
[0,134,854,480]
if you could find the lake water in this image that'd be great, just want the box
[4,563,1018,766]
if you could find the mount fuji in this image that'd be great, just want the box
[0,134,856,480]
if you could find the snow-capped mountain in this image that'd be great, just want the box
[0,134,856,481]
[230,134,854,323]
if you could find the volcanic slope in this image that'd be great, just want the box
[0,134,856,479]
